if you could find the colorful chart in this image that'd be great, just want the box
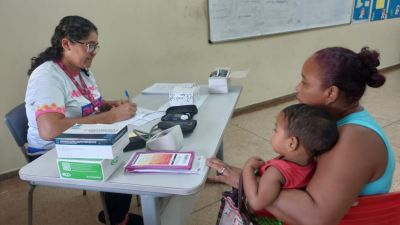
[353,0,372,22]
[371,0,389,21]
[387,0,400,19]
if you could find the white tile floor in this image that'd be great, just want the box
[1,67,399,225]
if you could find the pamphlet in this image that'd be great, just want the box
[124,151,205,174]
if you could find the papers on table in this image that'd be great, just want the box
[230,69,250,79]
[115,84,208,127]
[158,94,208,112]
[141,83,195,95]
[114,107,164,127]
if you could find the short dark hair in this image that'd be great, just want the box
[314,47,385,104]
[28,15,97,76]
[282,103,339,157]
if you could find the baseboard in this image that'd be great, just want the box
[233,93,296,117]
[232,64,400,117]
[380,64,400,72]
[0,169,19,181]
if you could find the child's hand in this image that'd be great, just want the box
[244,157,264,170]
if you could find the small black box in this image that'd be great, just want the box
[157,120,197,134]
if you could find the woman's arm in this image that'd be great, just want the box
[266,125,387,225]
[243,158,283,211]
[103,99,127,107]
[206,157,242,188]
[37,102,136,140]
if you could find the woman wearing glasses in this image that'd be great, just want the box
[25,16,142,225]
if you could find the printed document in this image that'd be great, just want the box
[141,83,195,95]
[114,107,164,127]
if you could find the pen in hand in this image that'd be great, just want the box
[124,89,131,102]
[124,89,137,117]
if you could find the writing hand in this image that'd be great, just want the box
[109,102,137,122]
[103,100,124,108]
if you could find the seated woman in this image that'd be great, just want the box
[26,16,142,225]
[207,46,395,224]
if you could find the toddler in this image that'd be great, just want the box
[242,103,339,218]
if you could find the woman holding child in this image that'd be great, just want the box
[208,46,395,224]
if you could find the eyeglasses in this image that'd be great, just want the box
[74,40,100,53]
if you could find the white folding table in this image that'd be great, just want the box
[19,85,242,225]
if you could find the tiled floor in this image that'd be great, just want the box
[1,68,399,225]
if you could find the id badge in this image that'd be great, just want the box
[81,102,95,117]
[81,97,103,116]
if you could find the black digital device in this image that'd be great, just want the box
[157,120,197,134]
[165,105,198,117]
[210,69,230,77]
[123,135,148,152]
[161,113,192,121]
[159,105,198,134]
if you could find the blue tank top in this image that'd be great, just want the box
[337,109,395,195]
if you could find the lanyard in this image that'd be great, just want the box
[56,61,101,112]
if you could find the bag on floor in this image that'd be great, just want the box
[216,174,253,225]
[215,174,284,225]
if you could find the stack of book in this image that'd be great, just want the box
[124,151,205,174]
[54,124,129,181]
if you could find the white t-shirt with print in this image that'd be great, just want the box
[25,61,102,155]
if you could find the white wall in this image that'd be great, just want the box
[1,0,399,174]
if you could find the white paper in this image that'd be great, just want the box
[113,107,164,127]
[141,83,195,95]
[230,69,250,79]
[158,95,208,112]
[169,86,199,106]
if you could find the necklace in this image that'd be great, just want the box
[56,61,101,112]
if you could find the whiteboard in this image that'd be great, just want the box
[208,0,354,43]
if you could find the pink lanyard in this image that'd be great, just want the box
[56,61,101,112]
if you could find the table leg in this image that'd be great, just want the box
[158,194,197,225]
[141,195,161,225]
[28,184,35,225]
[99,192,112,225]
[216,141,224,160]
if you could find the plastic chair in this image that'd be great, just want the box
[339,191,400,225]
[4,103,88,225]
[4,103,36,225]
[4,103,30,162]
[256,192,400,225]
